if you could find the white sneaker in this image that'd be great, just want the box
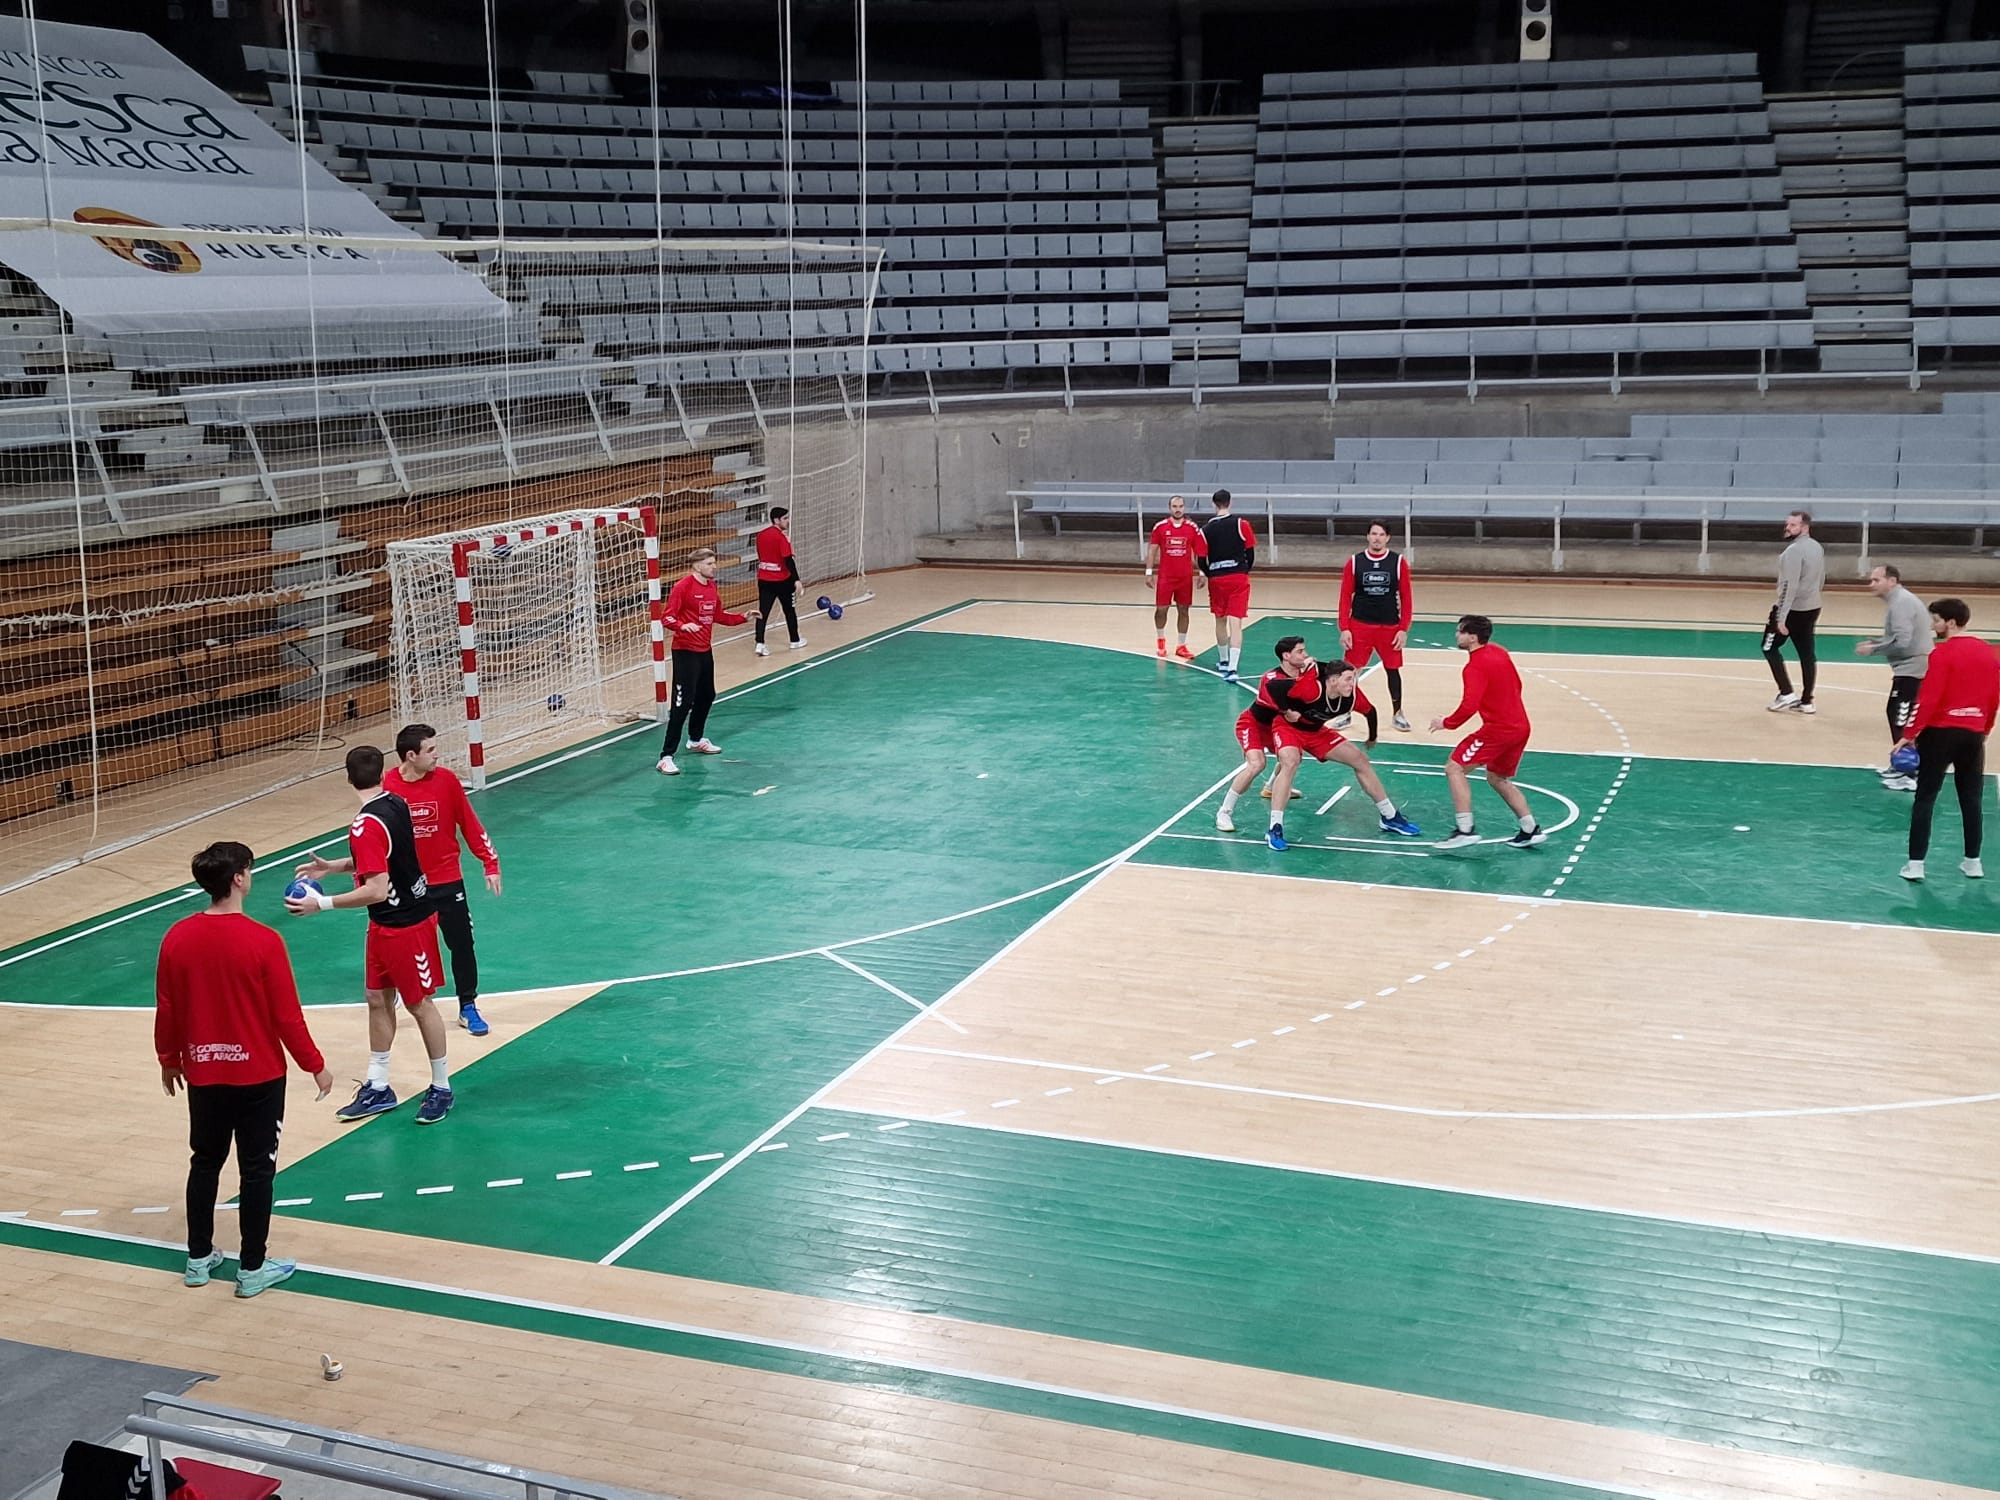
[656,756,680,776]
[1963,858,1985,879]
[789,638,808,650]
[1900,860,1925,882]
[755,643,770,657]
[1791,702,1817,715]
[688,739,722,755]
[1767,693,1800,712]
[1215,811,1236,833]
[1883,774,1918,792]
[1392,713,1412,732]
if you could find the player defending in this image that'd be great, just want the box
[753,506,804,657]
[385,724,501,1037]
[1340,520,1415,731]
[1894,597,1998,881]
[1430,615,1546,850]
[1263,657,1421,850]
[1218,635,1311,834]
[288,746,455,1125]
[658,546,757,776]
[1145,494,1206,659]
[1198,489,1256,681]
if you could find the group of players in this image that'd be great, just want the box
[1148,489,1549,853]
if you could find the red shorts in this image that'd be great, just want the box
[1207,573,1250,619]
[365,915,444,1009]
[1346,621,1405,670]
[1453,731,1529,779]
[1154,570,1194,609]
[1273,719,1346,762]
[1234,709,1275,755]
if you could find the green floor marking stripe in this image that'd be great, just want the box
[0,1220,1688,1500]
[626,1110,2000,1491]
[1139,745,1997,932]
[0,627,1221,1009]
[1233,613,1863,663]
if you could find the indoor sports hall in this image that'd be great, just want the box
[5,1,2000,1498]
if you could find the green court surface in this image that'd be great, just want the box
[9,599,2000,1496]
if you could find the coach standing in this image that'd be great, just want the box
[753,506,804,657]
[156,841,332,1299]
[1762,509,1825,714]
[1854,563,1931,789]
[657,546,757,776]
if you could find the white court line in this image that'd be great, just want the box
[1314,786,1350,816]
[0,1216,1708,1500]
[597,764,1246,1266]
[0,599,973,979]
[1160,832,1433,858]
[818,1103,2000,1268]
[821,950,969,1037]
[890,1043,2000,1124]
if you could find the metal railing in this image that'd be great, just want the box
[128,1391,653,1500]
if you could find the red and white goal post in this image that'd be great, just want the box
[387,505,665,789]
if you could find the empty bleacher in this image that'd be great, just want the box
[1908,40,2000,351]
[1243,55,1815,377]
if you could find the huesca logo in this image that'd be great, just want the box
[72,208,202,274]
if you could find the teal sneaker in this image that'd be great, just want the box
[184,1251,225,1287]
[235,1259,296,1298]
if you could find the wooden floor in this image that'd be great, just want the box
[4,565,1997,1500]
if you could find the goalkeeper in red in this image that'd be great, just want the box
[1430,614,1546,850]
[657,547,757,776]
[385,724,501,1037]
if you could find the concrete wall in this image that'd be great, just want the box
[858,383,1977,573]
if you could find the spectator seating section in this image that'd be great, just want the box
[1244,54,1813,370]
[1907,41,2000,348]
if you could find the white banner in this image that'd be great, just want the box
[0,18,503,332]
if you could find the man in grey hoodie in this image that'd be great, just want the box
[1855,562,1931,789]
[1762,509,1826,713]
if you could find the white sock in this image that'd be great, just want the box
[366,1051,391,1089]
[1176,632,1187,646]
[1519,813,1539,833]
[1374,798,1396,818]
[430,1057,451,1090]
[1270,805,1284,829]
[1455,811,1475,833]
[1220,788,1241,814]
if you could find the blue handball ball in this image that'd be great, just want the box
[1890,744,1921,775]
[547,692,566,712]
[827,603,843,621]
[286,876,323,902]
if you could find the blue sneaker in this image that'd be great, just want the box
[184,1251,225,1287]
[1221,669,1239,684]
[458,1002,489,1037]
[335,1083,398,1121]
[1266,824,1287,851]
[1379,812,1423,838]
[415,1085,454,1125]
[234,1259,295,1298]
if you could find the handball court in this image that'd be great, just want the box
[2,568,1998,1500]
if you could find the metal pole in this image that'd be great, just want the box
[1013,492,1024,560]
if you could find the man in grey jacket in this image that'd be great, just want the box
[1855,562,1931,789]
[1762,509,1826,713]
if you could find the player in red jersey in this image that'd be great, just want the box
[1339,521,1415,731]
[288,745,455,1125]
[386,724,501,1037]
[657,546,758,776]
[1263,659,1423,850]
[752,505,804,657]
[156,840,332,1298]
[1217,636,1312,834]
[1894,597,1999,881]
[1429,615,1545,850]
[1197,489,1257,681]
[1145,493,1207,659]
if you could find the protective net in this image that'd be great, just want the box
[387,507,661,784]
[0,223,877,888]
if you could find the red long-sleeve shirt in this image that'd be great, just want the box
[662,572,748,653]
[1443,642,1530,738]
[1910,632,2000,737]
[1338,550,1413,633]
[155,912,324,1087]
[384,764,498,885]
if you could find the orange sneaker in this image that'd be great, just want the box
[1174,644,1195,660]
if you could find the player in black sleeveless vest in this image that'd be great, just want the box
[1339,521,1414,730]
